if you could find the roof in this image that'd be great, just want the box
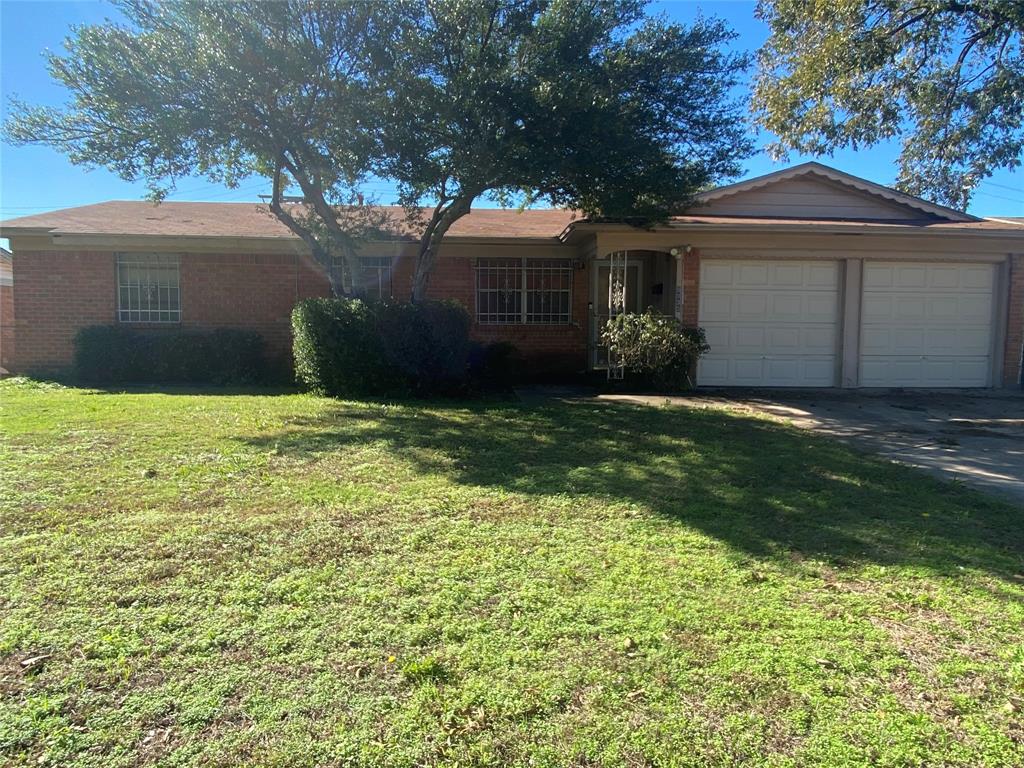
[0,201,580,241]
[693,161,979,223]
[660,215,1022,232]
[2,163,1021,243]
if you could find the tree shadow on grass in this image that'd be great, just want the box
[238,399,1024,582]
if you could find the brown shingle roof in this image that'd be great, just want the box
[662,214,1024,232]
[2,200,1022,242]
[0,201,580,240]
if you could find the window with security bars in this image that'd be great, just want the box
[117,253,180,322]
[476,258,572,324]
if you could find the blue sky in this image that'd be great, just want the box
[1,0,1021,225]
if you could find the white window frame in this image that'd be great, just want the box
[475,257,573,325]
[331,255,393,299]
[357,256,392,300]
[117,253,181,323]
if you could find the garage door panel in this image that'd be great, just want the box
[701,262,735,287]
[699,293,733,321]
[802,327,836,352]
[895,297,927,320]
[699,356,836,387]
[864,263,995,293]
[737,264,770,286]
[805,294,838,320]
[703,325,731,349]
[861,357,990,387]
[963,267,995,290]
[959,295,992,321]
[735,294,769,319]
[895,265,929,288]
[698,260,839,387]
[859,262,994,387]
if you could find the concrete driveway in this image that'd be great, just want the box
[592,389,1024,505]
[735,392,1024,506]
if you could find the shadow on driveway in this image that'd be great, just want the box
[686,391,1024,507]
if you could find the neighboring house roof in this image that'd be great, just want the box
[2,163,1021,243]
[0,247,11,284]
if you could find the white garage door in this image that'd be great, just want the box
[698,260,840,386]
[860,262,995,387]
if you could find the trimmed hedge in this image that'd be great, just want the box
[73,326,266,385]
[292,298,471,397]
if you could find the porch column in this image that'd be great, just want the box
[840,258,863,388]
[674,252,684,322]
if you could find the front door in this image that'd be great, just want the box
[590,259,643,368]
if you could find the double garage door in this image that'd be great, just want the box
[697,259,996,388]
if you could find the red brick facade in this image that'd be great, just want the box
[10,249,593,377]
[408,254,591,375]
[0,283,12,372]
[11,250,332,374]
[12,251,117,374]
[8,245,1023,387]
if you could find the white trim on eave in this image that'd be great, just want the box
[693,161,979,223]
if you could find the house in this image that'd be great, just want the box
[0,246,12,374]
[1,162,1022,388]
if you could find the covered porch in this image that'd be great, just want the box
[588,249,684,370]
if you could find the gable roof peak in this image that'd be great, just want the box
[696,161,978,223]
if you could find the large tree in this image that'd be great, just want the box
[6,0,751,299]
[753,0,1024,210]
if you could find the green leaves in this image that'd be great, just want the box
[754,0,1024,209]
[5,1,752,295]
[602,311,710,390]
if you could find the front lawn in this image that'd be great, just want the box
[1,379,1021,767]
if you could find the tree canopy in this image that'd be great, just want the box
[753,0,1024,210]
[6,0,752,298]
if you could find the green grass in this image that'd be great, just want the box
[1,378,1022,767]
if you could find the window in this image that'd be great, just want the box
[476,258,572,324]
[356,256,392,300]
[117,253,180,322]
[331,255,393,299]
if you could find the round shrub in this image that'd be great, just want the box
[291,297,471,397]
[602,311,710,390]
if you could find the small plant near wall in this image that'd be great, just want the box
[602,311,710,391]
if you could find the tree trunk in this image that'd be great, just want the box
[410,197,472,302]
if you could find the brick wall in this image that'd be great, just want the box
[1,283,12,372]
[10,248,589,377]
[11,250,331,374]
[1005,253,1024,387]
[180,252,329,368]
[12,251,117,374]
[393,252,591,375]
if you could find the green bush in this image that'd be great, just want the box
[602,311,710,391]
[291,298,396,397]
[468,341,523,387]
[291,297,471,397]
[73,326,266,385]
